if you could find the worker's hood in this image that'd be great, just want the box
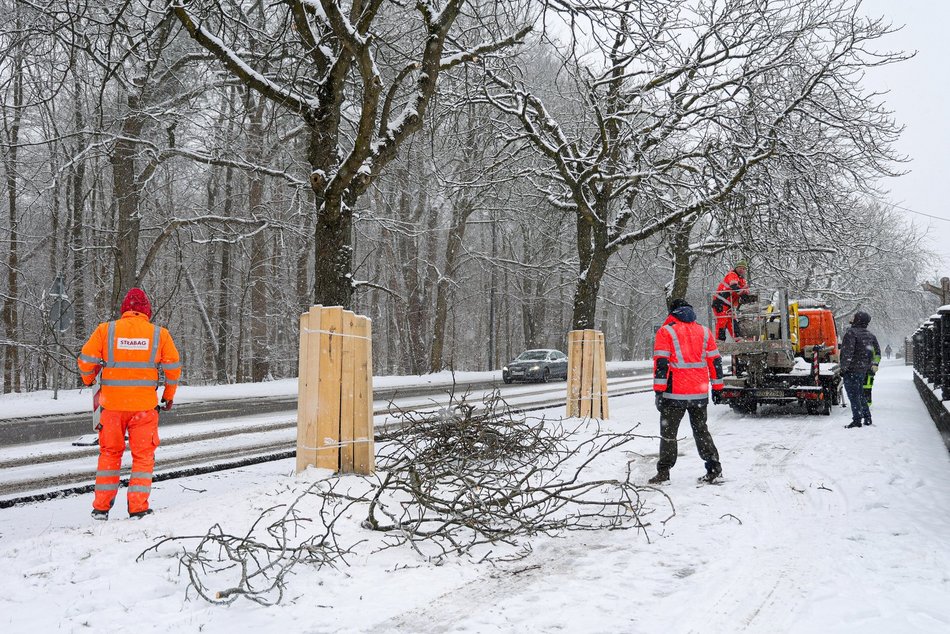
[852,310,871,328]
[670,305,697,323]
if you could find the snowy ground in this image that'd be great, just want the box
[2,360,950,633]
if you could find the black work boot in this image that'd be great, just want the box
[845,420,863,429]
[648,470,670,484]
[698,470,722,484]
[129,509,154,519]
[91,509,109,521]
[863,417,872,426]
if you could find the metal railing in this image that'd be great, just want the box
[911,306,950,401]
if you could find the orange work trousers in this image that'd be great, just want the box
[93,409,160,514]
[713,306,737,341]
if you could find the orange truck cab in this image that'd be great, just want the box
[796,305,840,362]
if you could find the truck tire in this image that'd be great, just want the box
[732,398,757,415]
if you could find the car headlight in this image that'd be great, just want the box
[530,365,540,371]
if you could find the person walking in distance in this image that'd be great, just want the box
[712,260,752,341]
[649,299,725,484]
[840,310,881,429]
[77,288,181,520]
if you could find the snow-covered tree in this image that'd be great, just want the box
[485,0,908,329]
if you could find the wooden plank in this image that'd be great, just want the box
[598,332,609,419]
[295,311,311,473]
[566,330,583,417]
[591,329,603,419]
[316,306,344,471]
[353,316,375,474]
[579,329,595,418]
[296,307,322,473]
[339,310,358,473]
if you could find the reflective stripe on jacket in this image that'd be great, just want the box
[77,311,181,411]
[653,317,723,401]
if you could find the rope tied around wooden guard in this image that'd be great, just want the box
[301,328,372,340]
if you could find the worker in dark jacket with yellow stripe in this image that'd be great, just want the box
[840,310,880,429]
[77,288,181,520]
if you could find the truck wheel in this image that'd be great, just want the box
[733,398,757,415]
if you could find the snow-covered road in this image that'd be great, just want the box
[1,361,949,633]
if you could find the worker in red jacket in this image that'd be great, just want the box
[77,288,181,520]
[649,298,724,484]
[712,260,751,340]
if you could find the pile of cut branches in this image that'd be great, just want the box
[358,390,658,561]
[141,391,665,604]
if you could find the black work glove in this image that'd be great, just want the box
[655,392,665,412]
[712,390,722,405]
[160,399,173,411]
[712,298,726,312]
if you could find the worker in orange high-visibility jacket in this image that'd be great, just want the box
[77,288,181,520]
[712,260,751,340]
[648,298,724,485]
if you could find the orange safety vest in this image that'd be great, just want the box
[77,311,181,411]
[653,317,723,401]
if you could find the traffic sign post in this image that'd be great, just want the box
[47,275,75,400]
[922,277,950,307]
[48,275,74,334]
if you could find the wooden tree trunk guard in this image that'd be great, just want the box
[296,305,375,475]
[566,329,609,419]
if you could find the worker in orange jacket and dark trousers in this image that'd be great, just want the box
[712,260,751,340]
[649,299,724,484]
[77,288,181,520]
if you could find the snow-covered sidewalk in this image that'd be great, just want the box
[1,361,949,633]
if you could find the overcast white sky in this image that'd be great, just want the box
[859,0,950,274]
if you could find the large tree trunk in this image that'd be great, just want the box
[247,94,270,382]
[429,200,474,372]
[668,220,695,307]
[2,23,23,393]
[110,102,146,312]
[69,66,87,350]
[571,215,610,330]
[215,164,235,383]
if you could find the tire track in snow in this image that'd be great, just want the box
[674,415,849,633]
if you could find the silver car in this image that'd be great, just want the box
[502,349,569,384]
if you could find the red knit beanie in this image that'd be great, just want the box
[120,288,152,318]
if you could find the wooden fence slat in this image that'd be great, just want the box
[339,310,358,473]
[598,332,609,419]
[579,329,595,418]
[353,316,375,474]
[591,329,603,419]
[296,306,323,472]
[316,306,344,471]
[566,330,583,417]
[295,311,314,473]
